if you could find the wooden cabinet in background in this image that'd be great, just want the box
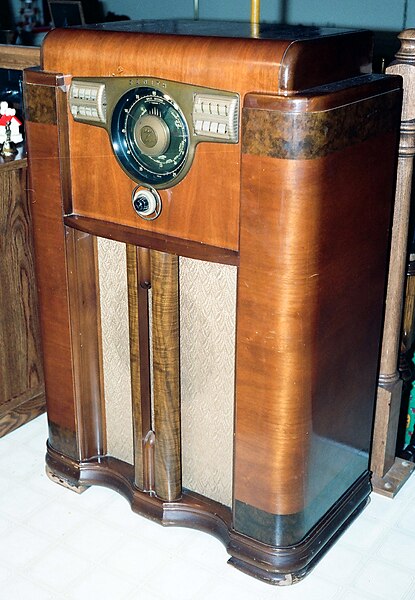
[0,153,45,436]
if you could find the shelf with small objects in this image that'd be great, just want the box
[0,54,45,436]
[0,67,25,163]
[0,100,23,160]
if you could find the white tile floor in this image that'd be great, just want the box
[1,414,415,600]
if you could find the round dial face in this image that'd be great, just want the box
[110,86,189,187]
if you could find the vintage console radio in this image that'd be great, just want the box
[24,21,401,584]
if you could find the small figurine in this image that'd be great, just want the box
[0,101,23,146]
[1,122,18,159]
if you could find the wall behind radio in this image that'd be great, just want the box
[99,0,409,31]
[6,0,410,32]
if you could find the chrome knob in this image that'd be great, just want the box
[132,186,162,220]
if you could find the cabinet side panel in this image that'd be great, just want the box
[25,121,78,457]
[24,79,78,458]
[234,88,401,545]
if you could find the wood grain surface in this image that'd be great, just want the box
[151,250,181,501]
[64,214,239,266]
[65,228,106,461]
[127,245,155,491]
[234,89,401,524]
[0,392,45,438]
[0,44,40,70]
[371,30,415,482]
[39,27,372,253]
[0,161,45,435]
[28,25,402,573]
[24,76,79,458]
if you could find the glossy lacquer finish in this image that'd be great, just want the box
[25,22,401,584]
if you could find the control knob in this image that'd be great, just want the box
[132,186,162,220]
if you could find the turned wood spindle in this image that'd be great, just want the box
[371,29,415,493]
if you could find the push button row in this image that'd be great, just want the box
[72,86,98,101]
[194,120,228,135]
[194,99,229,117]
[192,92,239,142]
[71,105,99,119]
[69,80,107,124]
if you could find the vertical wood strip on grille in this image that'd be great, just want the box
[151,250,181,501]
[126,245,155,490]
[65,228,106,460]
[126,245,143,488]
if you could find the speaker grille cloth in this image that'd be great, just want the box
[97,240,236,507]
[180,257,236,508]
[97,237,134,464]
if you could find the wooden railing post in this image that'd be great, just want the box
[372,29,415,496]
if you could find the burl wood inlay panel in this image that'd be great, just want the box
[242,88,402,159]
[24,84,57,125]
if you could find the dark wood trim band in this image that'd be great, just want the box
[56,86,73,215]
[126,245,143,489]
[24,67,69,88]
[229,473,370,581]
[242,88,402,160]
[48,421,79,458]
[233,469,371,546]
[24,71,72,127]
[126,245,155,491]
[64,214,240,266]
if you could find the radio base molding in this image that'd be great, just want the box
[45,441,371,585]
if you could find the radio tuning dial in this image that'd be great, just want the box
[134,114,171,157]
[111,86,189,187]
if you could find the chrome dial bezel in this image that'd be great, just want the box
[110,86,190,187]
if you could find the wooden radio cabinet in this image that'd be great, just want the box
[24,22,401,584]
